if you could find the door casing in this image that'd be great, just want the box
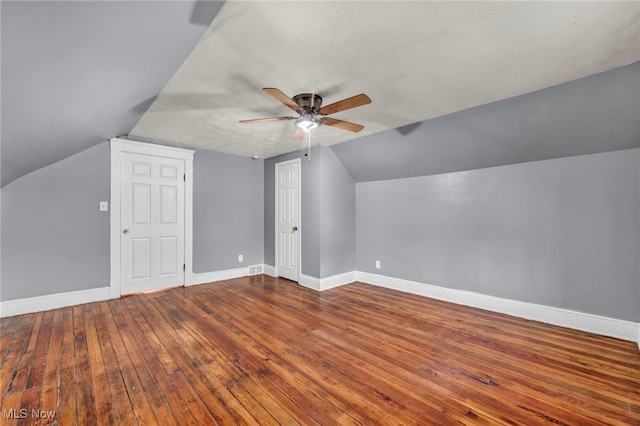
[110,138,194,298]
[274,158,302,282]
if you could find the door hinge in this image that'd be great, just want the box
[183,173,186,181]
[183,263,186,271]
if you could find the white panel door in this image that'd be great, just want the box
[276,160,301,282]
[121,152,185,294]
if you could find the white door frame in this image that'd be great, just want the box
[109,138,194,298]
[274,158,301,281]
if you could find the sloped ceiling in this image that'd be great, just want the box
[2,1,639,187]
[130,1,639,160]
[1,0,224,187]
[333,62,639,182]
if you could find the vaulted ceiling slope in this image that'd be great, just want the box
[131,1,639,161]
[1,1,224,187]
[332,62,640,182]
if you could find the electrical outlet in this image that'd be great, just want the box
[99,201,108,212]
[238,254,244,262]
[375,260,381,269]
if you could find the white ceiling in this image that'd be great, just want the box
[130,1,640,160]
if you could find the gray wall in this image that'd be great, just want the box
[1,142,265,301]
[193,149,264,272]
[301,148,323,278]
[264,145,356,279]
[320,146,356,278]
[1,142,111,301]
[356,149,639,322]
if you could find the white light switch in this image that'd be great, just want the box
[99,201,109,211]
[238,254,244,262]
[375,260,381,269]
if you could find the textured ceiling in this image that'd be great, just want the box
[130,1,640,159]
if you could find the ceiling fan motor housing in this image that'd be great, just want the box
[293,93,323,113]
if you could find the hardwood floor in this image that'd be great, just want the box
[1,276,639,425]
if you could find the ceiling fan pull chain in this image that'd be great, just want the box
[307,130,311,162]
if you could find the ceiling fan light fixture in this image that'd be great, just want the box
[295,113,319,131]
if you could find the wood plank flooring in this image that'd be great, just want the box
[1,275,639,425]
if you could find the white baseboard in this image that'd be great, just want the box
[299,270,356,291]
[263,264,276,277]
[189,264,265,286]
[0,287,111,318]
[321,270,357,290]
[1,264,268,317]
[356,271,640,343]
[298,274,318,290]
[3,270,637,346]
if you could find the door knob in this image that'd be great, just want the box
[292,226,298,231]
[122,229,129,234]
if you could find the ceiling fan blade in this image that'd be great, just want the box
[318,93,371,115]
[293,127,305,140]
[263,88,303,112]
[239,116,294,124]
[322,117,365,133]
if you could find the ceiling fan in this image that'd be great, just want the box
[240,88,371,139]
